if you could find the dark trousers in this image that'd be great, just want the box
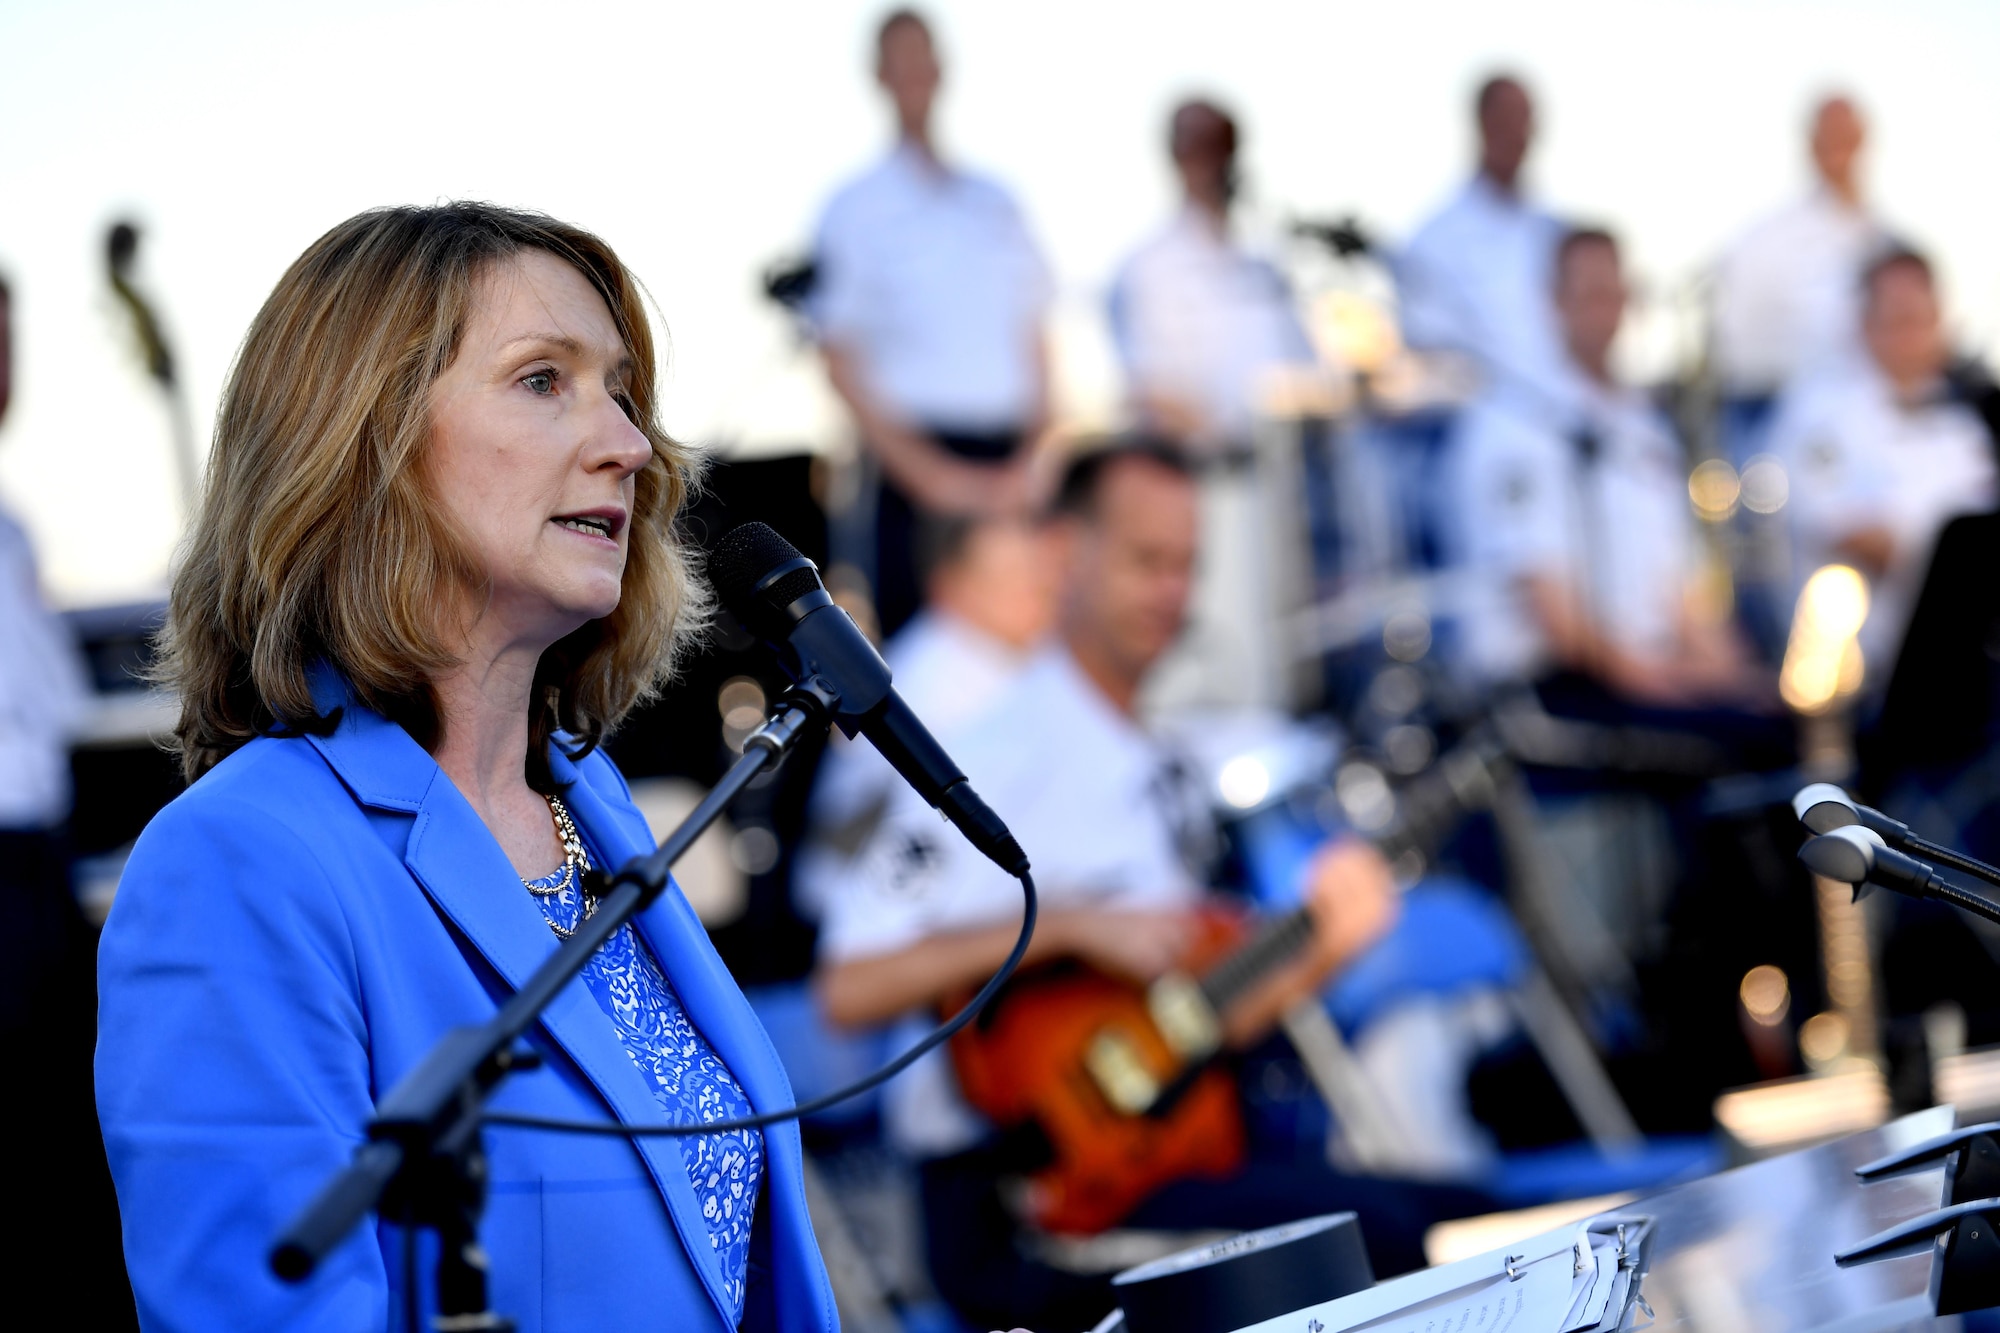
[918,1138,1491,1333]
[0,829,137,1328]
[869,428,1023,641]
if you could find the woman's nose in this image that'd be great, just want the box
[586,394,653,476]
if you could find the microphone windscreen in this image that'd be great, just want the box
[710,522,821,638]
[1793,783,1860,834]
[1800,828,1878,884]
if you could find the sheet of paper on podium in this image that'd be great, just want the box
[1230,1215,1653,1333]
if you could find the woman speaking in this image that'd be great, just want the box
[95,203,839,1331]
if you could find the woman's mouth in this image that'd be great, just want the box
[552,508,620,540]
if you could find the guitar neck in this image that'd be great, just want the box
[1197,906,1316,1015]
[1192,728,1502,1020]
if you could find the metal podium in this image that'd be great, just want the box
[1229,1106,1979,1333]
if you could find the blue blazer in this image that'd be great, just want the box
[96,679,840,1333]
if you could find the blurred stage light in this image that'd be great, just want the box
[717,676,768,752]
[1335,761,1396,832]
[1779,565,1869,714]
[1382,608,1432,663]
[1739,965,1791,1027]
[1739,454,1790,515]
[1218,755,1273,810]
[1798,1011,1852,1070]
[1309,289,1401,376]
[730,824,782,876]
[1382,723,1436,776]
[1365,665,1424,719]
[1688,458,1741,522]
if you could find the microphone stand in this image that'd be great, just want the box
[271,683,837,1329]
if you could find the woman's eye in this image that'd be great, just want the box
[614,392,639,424]
[523,370,556,395]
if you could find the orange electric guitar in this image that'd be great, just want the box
[945,730,1501,1235]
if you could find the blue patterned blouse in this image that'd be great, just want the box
[525,846,765,1324]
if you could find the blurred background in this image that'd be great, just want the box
[5,0,1997,603]
[10,2,2000,1330]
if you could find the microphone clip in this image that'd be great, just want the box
[1845,1126,2000,1315]
[1837,1196,2000,1314]
[1857,1122,2000,1207]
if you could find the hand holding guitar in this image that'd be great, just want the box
[1305,837,1403,973]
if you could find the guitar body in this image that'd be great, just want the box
[949,906,1253,1235]
[945,733,1490,1235]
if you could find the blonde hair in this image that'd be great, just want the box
[162,202,706,790]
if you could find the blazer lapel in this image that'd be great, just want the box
[554,758,798,1122]
[306,694,738,1327]
[556,754,818,1313]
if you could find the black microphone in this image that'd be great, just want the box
[709,523,1028,876]
[1792,783,1914,843]
[1800,826,2000,928]
[1792,783,2000,893]
[1797,826,1942,901]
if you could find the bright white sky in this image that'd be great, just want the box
[2,0,1996,605]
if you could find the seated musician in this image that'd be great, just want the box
[809,439,1487,1333]
[1447,227,1756,709]
[797,513,1058,919]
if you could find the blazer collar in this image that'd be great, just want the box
[302,670,741,1328]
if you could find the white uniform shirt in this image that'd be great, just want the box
[1396,175,1568,399]
[1770,364,1998,673]
[1710,190,1885,397]
[816,644,1205,1155]
[796,611,1035,916]
[812,143,1053,432]
[1449,373,1698,685]
[0,507,91,827]
[1108,206,1320,448]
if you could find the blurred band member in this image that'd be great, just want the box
[1397,74,1567,399]
[0,272,93,1026]
[1108,98,1325,710]
[1450,229,1753,705]
[0,276,91,908]
[812,8,1054,638]
[1108,98,1320,452]
[814,442,1482,1332]
[1711,95,1886,451]
[796,515,1057,916]
[0,274,104,1315]
[1771,247,1998,678]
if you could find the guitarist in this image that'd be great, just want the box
[811,440,1488,1333]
